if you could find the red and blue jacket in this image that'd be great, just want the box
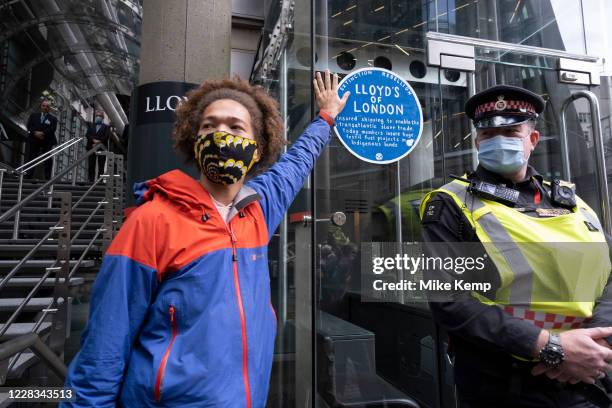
[62,117,332,407]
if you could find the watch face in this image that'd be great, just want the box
[540,344,564,368]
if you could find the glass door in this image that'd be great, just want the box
[311,32,607,408]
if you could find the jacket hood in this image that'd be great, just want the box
[132,169,260,220]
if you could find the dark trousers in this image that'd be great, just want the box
[454,345,612,408]
[88,151,106,182]
[25,139,53,180]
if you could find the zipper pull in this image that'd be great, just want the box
[169,305,175,323]
[228,226,237,244]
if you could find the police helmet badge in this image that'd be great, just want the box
[494,95,507,111]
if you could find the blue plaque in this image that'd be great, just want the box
[334,68,423,164]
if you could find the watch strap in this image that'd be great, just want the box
[548,332,562,348]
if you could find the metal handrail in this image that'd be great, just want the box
[15,137,83,174]
[0,333,66,380]
[0,144,105,239]
[0,173,105,292]
[0,191,71,339]
[2,166,115,375]
[0,229,56,292]
[560,90,612,235]
[0,143,123,382]
[1,147,103,220]
[6,298,56,375]
[71,201,103,243]
[0,167,6,207]
[0,265,60,338]
[69,229,105,279]
[0,154,115,335]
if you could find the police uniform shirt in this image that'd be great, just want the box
[421,164,612,361]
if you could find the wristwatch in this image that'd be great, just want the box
[539,332,565,368]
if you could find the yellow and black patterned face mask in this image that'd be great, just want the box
[194,131,259,185]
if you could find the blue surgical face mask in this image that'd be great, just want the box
[95,116,103,124]
[477,135,528,175]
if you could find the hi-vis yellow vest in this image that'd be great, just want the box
[419,178,611,333]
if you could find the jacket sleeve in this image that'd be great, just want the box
[582,232,612,345]
[422,193,541,359]
[584,270,612,345]
[85,125,94,143]
[26,114,36,135]
[62,210,160,407]
[247,116,331,236]
[101,125,111,144]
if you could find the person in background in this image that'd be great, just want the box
[25,99,57,179]
[86,110,111,181]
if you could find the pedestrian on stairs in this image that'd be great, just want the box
[85,110,111,182]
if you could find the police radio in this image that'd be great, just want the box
[449,175,520,207]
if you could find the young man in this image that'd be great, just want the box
[62,71,349,407]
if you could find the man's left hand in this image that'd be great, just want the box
[313,69,350,119]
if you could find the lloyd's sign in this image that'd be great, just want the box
[134,81,198,126]
[127,80,199,206]
[334,68,423,164]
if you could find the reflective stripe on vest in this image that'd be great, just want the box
[503,306,592,330]
[420,179,611,331]
[423,180,534,304]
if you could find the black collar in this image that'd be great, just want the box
[469,165,543,188]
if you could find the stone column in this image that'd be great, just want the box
[127,0,231,204]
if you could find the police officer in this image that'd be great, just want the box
[419,85,612,408]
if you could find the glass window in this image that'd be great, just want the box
[255,1,611,407]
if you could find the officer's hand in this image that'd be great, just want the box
[531,327,612,384]
[313,69,350,119]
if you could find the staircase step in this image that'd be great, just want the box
[0,230,105,238]
[0,244,100,254]
[0,297,53,312]
[1,191,110,197]
[0,221,104,229]
[0,238,105,246]
[1,190,106,197]
[2,181,106,189]
[0,260,95,269]
[0,277,84,288]
[0,207,115,215]
[0,199,105,207]
[0,322,52,341]
[16,213,105,221]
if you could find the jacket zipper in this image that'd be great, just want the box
[229,224,252,408]
[154,305,177,403]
